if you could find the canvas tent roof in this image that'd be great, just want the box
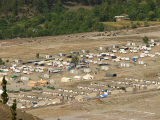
[61,77,71,82]
[10,75,17,78]
[83,74,94,80]
[105,73,117,77]
[0,70,4,72]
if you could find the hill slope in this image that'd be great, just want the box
[0,0,160,40]
[0,103,40,120]
[0,0,102,17]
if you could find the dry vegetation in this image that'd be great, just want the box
[102,21,160,30]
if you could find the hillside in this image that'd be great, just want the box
[0,0,160,40]
[0,103,40,120]
[0,0,102,17]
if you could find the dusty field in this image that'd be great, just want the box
[28,90,160,120]
[0,25,160,60]
[0,25,160,120]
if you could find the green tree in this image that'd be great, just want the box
[0,30,3,39]
[0,58,3,65]
[13,0,18,17]
[131,22,137,29]
[1,76,9,104]
[54,0,63,12]
[148,11,155,20]
[144,21,149,27]
[136,22,141,27]
[10,99,17,120]
[71,56,79,66]
[143,36,149,45]
[36,53,39,59]
[6,59,9,63]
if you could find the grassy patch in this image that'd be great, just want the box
[102,21,160,31]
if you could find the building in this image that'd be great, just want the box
[115,14,130,22]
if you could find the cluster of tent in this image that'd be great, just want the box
[61,74,94,82]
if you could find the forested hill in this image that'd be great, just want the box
[0,0,160,39]
[0,0,103,17]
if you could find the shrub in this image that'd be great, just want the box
[71,55,79,66]
[121,87,126,91]
[6,59,9,63]
[136,22,141,27]
[143,36,149,44]
[1,76,9,104]
[0,58,3,65]
[10,99,17,120]
[131,22,137,29]
[144,21,149,27]
[36,53,40,59]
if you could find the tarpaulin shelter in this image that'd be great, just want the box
[105,73,117,77]
[98,94,107,98]
[10,75,17,78]
[0,70,4,72]
[132,58,136,62]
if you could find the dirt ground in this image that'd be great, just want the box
[28,90,160,120]
[0,103,40,120]
[0,25,160,120]
[0,25,160,60]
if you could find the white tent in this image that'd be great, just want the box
[21,76,29,81]
[0,89,3,95]
[44,74,50,79]
[73,76,82,80]
[83,74,94,80]
[70,70,78,74]
[101,66,109,71]
[83,68,91,73]
[61,77,71,82]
